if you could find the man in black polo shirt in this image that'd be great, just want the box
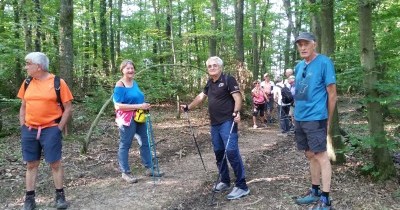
[182,56,250,200]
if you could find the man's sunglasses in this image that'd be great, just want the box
[302,65,308,78]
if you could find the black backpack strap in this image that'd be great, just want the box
[54,76,64,123]
[24,76,32,91]
[225,73,230,92]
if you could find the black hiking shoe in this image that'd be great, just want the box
[22,194,36,210]
[55,191,68,209]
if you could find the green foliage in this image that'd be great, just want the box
[83,86,113,116]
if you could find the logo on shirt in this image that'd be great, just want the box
[218,83,225,88]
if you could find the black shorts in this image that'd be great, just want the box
[295,120,327,153]
[252,103,265,116]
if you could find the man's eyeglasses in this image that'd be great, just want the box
[207,64,219,69]
[302,65,308,78]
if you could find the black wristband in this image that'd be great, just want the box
[183,104,189,112]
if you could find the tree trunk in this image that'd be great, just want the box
[309,0,321,53]
[319,0,346,164]
[83,2,91,91]
[90,0,98,61]
[33,0,42,51]
[234,0,244,63]
[12,0,23,92]
[60,0,74,135]
[251,0,259,80]
[21,0,33,52]
[209,0,219,56]
[283,0,293,70]
[151,0,162,64]
[166,0,176,64]
[116,0,122,64]
[358,0,395,180]
[100,0,109,75]
[108,0,116,74]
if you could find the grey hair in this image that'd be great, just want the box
[25,52,49,71]
[206,56,224,67]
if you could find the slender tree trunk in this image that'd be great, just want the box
[234,0,251,99]
[234,0,244,62]
[83,2,91,91]
[209,0,219,56]
[21,0,33,52]
[166,0,176,64]
[12,0,23,91]
[0,2,5,33]
[151,0,162,64]
[358,0,395,180]
[259,3,268,74]
[309,0,321,53]
[251,0,259,80]
[108,0,116,74]
[283,0,294,70]
[60,0,74,84]
[90,0,98,61]
[33,0,42,51]
[100,0,109,75]
[60,0,74,134]
[320,0,346,164]
[52,7,60,74]
[116,0,122,64]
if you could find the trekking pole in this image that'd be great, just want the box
[185,111,207,172]
[209,120,236,206]
[145,110,161,184]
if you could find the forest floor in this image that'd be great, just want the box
[1,96,400,210]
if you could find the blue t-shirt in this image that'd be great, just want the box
[294,54,336,121]
[113,82,145,105]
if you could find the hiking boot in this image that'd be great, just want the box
[294,189,320,205]
[121,173,138,183]
[55,191,68,209]
[311,196,332,210]
[22,194,36,210]
[226,187,250,200]
[212,182,230,192]
[145,168,165,177]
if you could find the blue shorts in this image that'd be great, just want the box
[295,120,327,153]
[21,125,63,163]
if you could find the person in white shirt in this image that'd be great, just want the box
[273,76,291,136]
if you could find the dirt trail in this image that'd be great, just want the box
[2,107,400,209]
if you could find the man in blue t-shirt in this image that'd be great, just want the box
[293,32,337,210]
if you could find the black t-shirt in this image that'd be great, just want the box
[203,73,240,125]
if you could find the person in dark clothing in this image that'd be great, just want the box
[181,56,250,200]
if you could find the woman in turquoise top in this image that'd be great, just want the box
[113,59,163,183]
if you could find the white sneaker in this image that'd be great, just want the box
[121,173,138,183]
[253,125,258,129]
[226,187,250,200]
[212,182,230,192]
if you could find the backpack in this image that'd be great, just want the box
[24,76,64,122]
[277,84,294,105]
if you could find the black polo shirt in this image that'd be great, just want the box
[203,73,240,125]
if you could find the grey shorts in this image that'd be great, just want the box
[295,120,327,153]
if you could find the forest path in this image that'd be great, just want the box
[2,105,399,209]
